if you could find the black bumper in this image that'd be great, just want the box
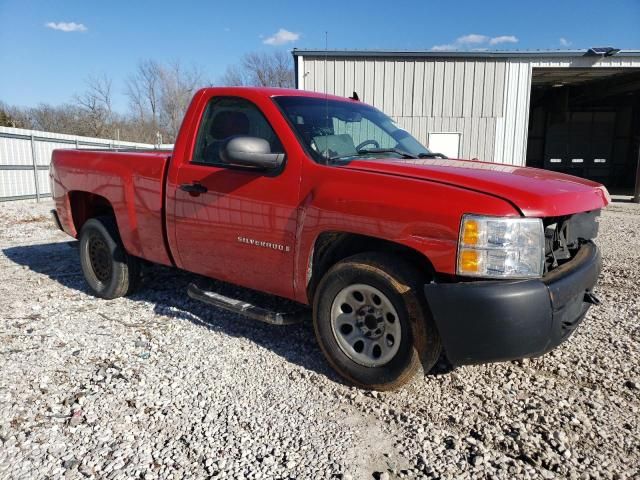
[424,242,602,365]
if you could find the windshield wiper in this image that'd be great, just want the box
[418,152,448,159]
[357,148,417,159]
[325,154,359,163]
[326,148,419,163]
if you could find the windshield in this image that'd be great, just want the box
[273,96,432,163]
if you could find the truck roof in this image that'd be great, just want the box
[198,86,357,103]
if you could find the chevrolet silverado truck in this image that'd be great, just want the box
[50,87,608,390]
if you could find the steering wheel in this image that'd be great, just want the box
[356,139,380,151]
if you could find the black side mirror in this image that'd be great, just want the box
[220,136,284,170]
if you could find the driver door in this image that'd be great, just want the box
[171,95,301,299]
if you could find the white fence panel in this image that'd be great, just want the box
[0,136,32,166]
[37,170,51,196]
[0,170,34,198]
[34,141,73,166]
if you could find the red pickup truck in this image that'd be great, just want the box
[50,87,608,390]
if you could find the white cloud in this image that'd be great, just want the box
[559,37,572,47]
[45,21,87,32]
[489,35,518,45]
[457,34,489,45]
[431,44,456,51]
[263,28,300,46]
[432,33,518,51]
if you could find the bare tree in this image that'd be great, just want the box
[125,60,162,125]
[219,64,247,87]
[0,106,13,127]
[244,51,294,88]
[124,59,205,141]
[74,74,114,137]
[158,61,204,140]
[219,51,294,88]
[29,104,67,132]
[3,58,209,143]
[0,101,30,128]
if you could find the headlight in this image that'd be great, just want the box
[457,215,544,278]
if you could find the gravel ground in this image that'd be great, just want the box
[0,200,639,480]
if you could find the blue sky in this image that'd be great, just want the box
[1,0,639,112]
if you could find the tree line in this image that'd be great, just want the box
[0,51,295,144]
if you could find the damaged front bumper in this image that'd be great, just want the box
[424,241,602,365]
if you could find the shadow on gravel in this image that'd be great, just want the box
[3,241,338,383]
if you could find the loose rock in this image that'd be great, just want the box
[0,199,639,479]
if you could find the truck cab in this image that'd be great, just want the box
[50,87,608,390]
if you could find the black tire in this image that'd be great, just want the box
[79,216,141,299]
[313,252,441,391]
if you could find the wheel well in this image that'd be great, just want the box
[68,191,115,235]
[307,232,435,302]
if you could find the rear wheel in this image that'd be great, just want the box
[79,216,141,299]
[313,252,441,390]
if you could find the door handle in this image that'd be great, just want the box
[179,182,208,195]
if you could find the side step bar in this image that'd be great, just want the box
[187,283,306,325]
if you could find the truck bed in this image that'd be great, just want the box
[50,148,174,266]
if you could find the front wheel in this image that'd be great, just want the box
[79,216,141,299]
[313,252,441,390]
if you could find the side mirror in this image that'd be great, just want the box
[220,136,284,170]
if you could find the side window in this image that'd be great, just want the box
[193,97,284,165]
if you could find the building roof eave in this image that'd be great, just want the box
[291,48,640,59]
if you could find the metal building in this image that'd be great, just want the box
[293,49,640,195]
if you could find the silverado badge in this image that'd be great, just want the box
[237,236,291,252]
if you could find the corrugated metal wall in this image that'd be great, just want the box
[297,54,640,166]
[0,127,154,202]
[492,61,532,165]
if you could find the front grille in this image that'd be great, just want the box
[543,210,600,274]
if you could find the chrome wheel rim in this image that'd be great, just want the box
[330,284,401,367]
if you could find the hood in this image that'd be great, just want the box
[344,158,610,217]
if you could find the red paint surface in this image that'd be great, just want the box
[50,87,610,305]
[344,158,610,217]
[50,149,173,266]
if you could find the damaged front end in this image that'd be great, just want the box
[424,209,603,366]
[544,210,600,273]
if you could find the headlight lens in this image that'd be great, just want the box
[457,215,544,278]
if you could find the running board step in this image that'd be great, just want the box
[187,283,305,325]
